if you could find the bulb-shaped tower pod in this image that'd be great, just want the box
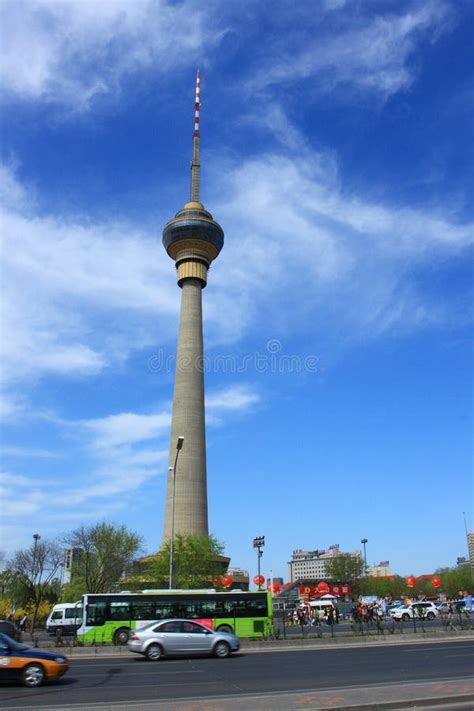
[161,70,224,540]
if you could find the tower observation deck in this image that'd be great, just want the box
[161,70,224,541]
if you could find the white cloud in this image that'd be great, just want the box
[1,446,61,459]
[0,165,177,387]
[247,1,451,99]
[0,382,260,541]
[82,411,171,449]
[207,384,260,412]
[0,0,225,110]
[208,145,473,340]
[0,392,26,420]
[0,471,45,517]
[2,125,472,405]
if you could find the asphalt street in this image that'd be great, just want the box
[0,639,472,709]
[30,614,471,649]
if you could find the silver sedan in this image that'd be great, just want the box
[127,619,240,661]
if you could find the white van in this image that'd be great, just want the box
[46,602,83,635]
[309,600,335,617]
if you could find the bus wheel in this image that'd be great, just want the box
[214,641,230,658]
[113,628,130,645]
[146,643,163,661]
[217,624,233,634]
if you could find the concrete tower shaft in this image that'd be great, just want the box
[162,277,208,538]
[161,70,224,542]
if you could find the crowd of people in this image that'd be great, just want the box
[284,590,472,633]
[287,605,340,627]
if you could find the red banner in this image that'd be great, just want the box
[194,618,214,629]
[299,584,352,597]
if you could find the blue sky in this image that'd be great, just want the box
[0,0,472,581]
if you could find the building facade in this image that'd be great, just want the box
[61,547,83,586]
[367,561,392,577]
[468,532,474,570]
[227,568,250,591]
[287,545,362,582]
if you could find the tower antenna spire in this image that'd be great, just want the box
[190,68,201,203]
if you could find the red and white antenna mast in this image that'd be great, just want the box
[190,69,201,202]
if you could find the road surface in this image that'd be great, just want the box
[0,639,472,709]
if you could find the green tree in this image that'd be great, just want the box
[146,534,226,589]
[354,575,406,598]
[60,577,88,602]
[325,554,364,582]
[433,566,472,597]
[64,522,143,594]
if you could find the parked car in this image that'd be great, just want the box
[436,601,467,614]
[0,633,69,687]
[389,601,439,621]
[0,621,21,642]
[386,601,404,613]
[127,619,240,661]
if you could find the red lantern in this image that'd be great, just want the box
[253,575,265,586]
[223,575,233,588]
[267,581,281,594]
[431,576,441,589]
[406,576,416,588]
[316,581,330,594]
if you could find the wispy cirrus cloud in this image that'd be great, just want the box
[247,0,452,99]
[206,384,260,413]
[82,411,171,450]
[209,143,473,341]
[0,471,45,517]
[2,121,472,401]
[0,382,260,551]
[0,0,225,110]
[0,164,177,387]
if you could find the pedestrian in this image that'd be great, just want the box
[19,614,28,632]
[55,626,64,647]
[445,601,456,630]
[463,591,473,613]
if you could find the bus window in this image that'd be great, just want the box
[110,601,130,620]
[200,600,216,617]
[86,601,107,626]
[131,601,155,620]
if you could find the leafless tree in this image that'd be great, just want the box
[9,539,63,636]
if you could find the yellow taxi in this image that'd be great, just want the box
[0,633,69,687]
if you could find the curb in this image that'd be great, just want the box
[4,688,474,711]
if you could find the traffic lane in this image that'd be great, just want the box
[0,640,472,708]
[29,617,455,649]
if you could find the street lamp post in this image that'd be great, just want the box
[32,533,41,585]
[169,436,184,590]
[253,536,265,590]
[361,538,368,576]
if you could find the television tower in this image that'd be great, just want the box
[161,70,224,541]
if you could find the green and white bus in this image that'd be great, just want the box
[77,590,273,645]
